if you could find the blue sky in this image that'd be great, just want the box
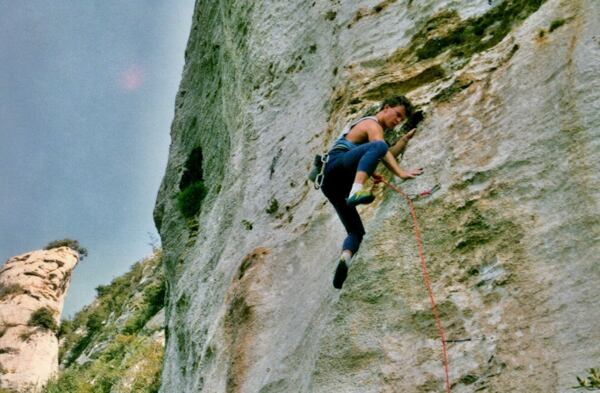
[0,1,195,316]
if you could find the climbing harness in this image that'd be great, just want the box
[372,173,452,393]
[309,116,379,189]
[307,154,322,186]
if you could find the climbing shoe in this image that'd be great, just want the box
[333,258,348,289]
[346,190,375,207]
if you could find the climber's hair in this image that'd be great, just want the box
[380,95,414,118]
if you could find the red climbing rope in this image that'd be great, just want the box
[372,174,451,393]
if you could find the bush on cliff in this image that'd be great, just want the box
[576,368,600,389]
[29,307,58,333]
[176,146,206,219]
[122,280,166,335]
[58,252,164,371]
[176,180,207,219]
[44,335,163,393]
[44,238,88,260]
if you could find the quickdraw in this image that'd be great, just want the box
[313,153,329,190]
[407,183,441,200]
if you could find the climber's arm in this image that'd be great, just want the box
[365,124,422,180]
[381,151,422,179]
[388,129,416,157]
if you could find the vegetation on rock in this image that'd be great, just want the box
[28,307,58,333]
[177,146,207,219]
[241,219,253,230]
[549,18,566,32]
[0,283,27,301]
[413,0,546,61]
[45,252,165,393]
[265,197,279,216]
[45,335,163,393]
[44,238,88,260]
[122,281,166,335]
[177,180,207,219]
[575,368,600,390]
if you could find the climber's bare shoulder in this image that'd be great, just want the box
[346,119,384,144]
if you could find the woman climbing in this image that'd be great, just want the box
[321,95,423,288]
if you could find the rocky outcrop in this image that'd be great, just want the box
[155,0,600,391]
[0,247,79,392]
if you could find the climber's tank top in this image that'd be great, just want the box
[330,116,380,152]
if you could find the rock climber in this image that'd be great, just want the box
[320,95,423,289]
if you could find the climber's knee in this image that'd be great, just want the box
[372,140,388,157]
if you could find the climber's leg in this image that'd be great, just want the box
[338,141,388,206]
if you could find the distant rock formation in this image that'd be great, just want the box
[0,247,79,392]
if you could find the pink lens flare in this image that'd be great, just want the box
[120,65,145,91]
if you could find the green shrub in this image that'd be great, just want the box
[266,198,279,215]
[43,372,80,393]
[28,307,58,333]
[45,336,163,393]
[44,239,88,260]
[176,180,207,219]
[95,284,111,297]
[85,311,105,333]
[144,281,166,313]
[58,320,73,338]
[549,18,566,32]
[122,281,165,335]
[61,305,108,366]
[92,260,146,316]
[62,333,93,366]
[241,220,253,230]
[575,368,600,389]
[177,146,206,219]
[57,253,163,368]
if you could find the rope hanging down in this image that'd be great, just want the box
[372,174,451,393]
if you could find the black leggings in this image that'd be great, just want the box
[321,141,388,254]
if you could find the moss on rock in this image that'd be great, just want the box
[386,0,546,67]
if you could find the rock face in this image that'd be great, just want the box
[0,247,79,392]
[154,0,600,391]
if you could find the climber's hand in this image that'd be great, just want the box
[399,168,423,180]
[402,129,417,142]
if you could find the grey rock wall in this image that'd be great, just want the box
[154,0,600,391]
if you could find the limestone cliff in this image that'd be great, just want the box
[154,0,600,391]
[0,247,79,392]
